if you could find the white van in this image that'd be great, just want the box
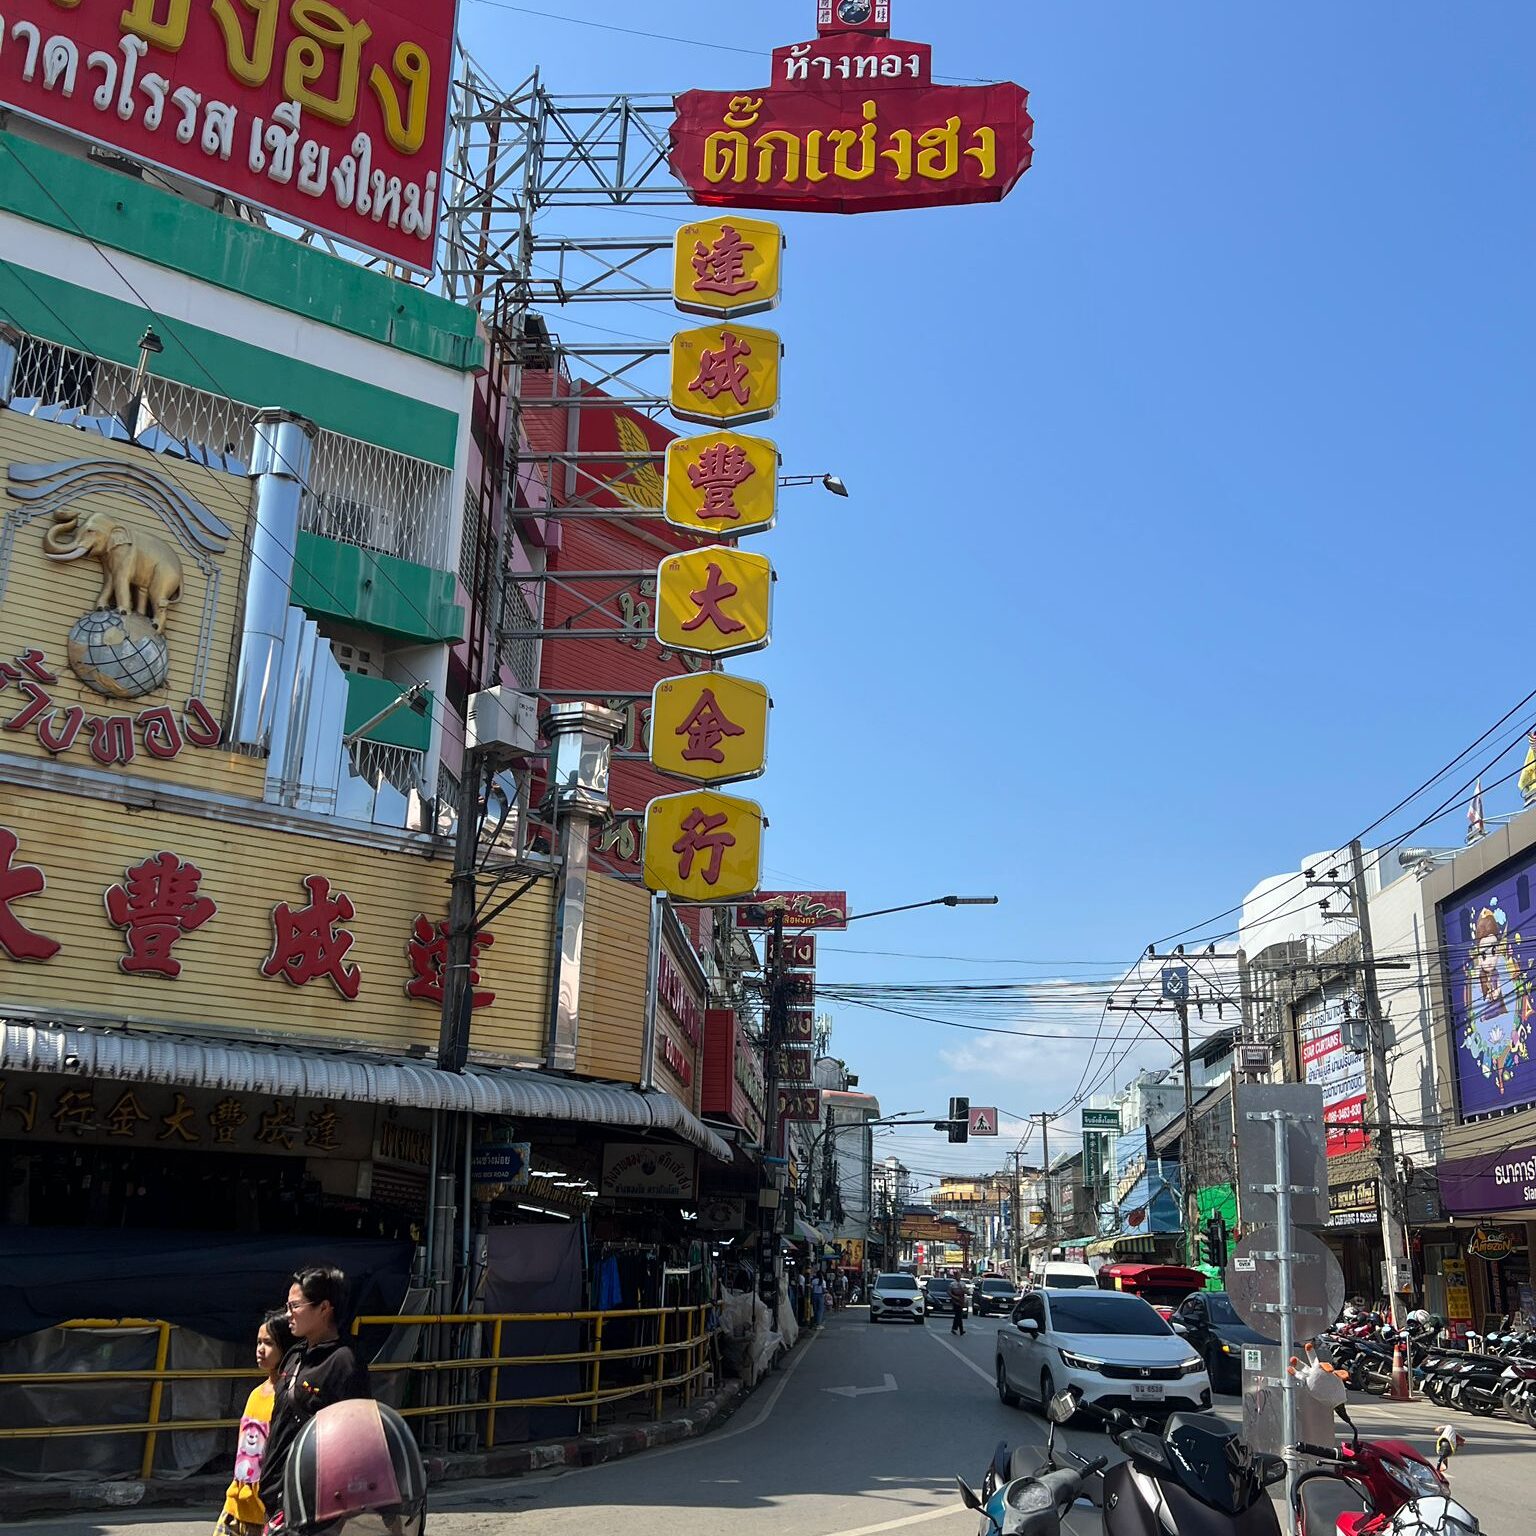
[1038,1261,1098,1290]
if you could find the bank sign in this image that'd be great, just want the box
[0,0,456,270]
[1438,1141,1536,1217]
[670,1,1033,214]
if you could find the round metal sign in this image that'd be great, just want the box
[1224,1225,1346,1346]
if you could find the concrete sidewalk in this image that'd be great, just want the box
[0,1381,743,1523]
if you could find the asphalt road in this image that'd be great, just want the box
[9,1309,1530,1536]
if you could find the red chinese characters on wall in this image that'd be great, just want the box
[263,875,361,1000]
[104,852,217,978]
[0,826,59,962]
[404,914,496,1009]
[1,646,222,765]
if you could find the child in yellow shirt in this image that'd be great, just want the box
[215,1309,295,1536]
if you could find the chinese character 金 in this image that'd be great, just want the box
[687,331,754,408]
[691,225,757,298]
[681,563,747,637]
[685,442,756,522]
[159,1091,201,1143]
[104,853,217,979]
[255,1099,298,1150]
[105,1090,150,1138]
[262,876,361,999]
[676,688,746,765]
[304,1104,342,1152]
[51,1087,96,1136]
[207,1096,250,1145]
[671,807,737,886]
[0,826,61,962]
[404,915,496,1009]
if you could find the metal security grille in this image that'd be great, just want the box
[348,739,428,796]
[498,575,538,688]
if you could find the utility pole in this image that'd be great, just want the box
[1029,1113,1053,1257]
[1175,989,1199,1268]
[1010,1150,1023,1277]
[760,910,785,1316]
[1349,838,1410,1326]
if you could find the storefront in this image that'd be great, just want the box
[1435,1142,1536,1328]
[1323,1174,1383,1301]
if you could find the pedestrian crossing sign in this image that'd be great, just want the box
[967,1105,998,1137]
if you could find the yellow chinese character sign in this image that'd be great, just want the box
[673,216,784,320]
[643,790,764,901]
[663,432,779,536]
[651,673,770,785]
[655,547,772,658]
[670,325,781,426]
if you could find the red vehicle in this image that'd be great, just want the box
[1096,1262,1206,1319]
[1293,1412,1453,1536]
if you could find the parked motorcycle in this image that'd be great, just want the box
[1290,1406,1449,1536]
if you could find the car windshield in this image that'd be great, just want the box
[982,1281,1015,1294]
[1049,1294,1171,1336]
[1205,1294,1241,1325]
[879,1275,918,1292]
[1044,1271,1097,1290]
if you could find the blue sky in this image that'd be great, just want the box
[460,2,1536,1188]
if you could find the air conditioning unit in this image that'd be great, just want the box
[1239,1043,1274,1071]
[466,686,539,760]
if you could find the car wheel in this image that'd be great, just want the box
[1039,1369,1056,1416]
[997,1357,1021,1408]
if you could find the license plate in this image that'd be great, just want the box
[1131,1383,1165,1401]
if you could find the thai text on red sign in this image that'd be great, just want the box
[670,27,1032,214]
[0,0,455,271]
[735,890,847,930]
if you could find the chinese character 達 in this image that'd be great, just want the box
[404,915,496,1009]
[691,225,757,298]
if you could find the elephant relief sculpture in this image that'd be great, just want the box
[42,508,184,634]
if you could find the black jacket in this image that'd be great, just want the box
[259,1337,372,1521]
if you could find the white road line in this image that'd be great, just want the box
[821,1503,972,1536]
[926,1327,997,1388]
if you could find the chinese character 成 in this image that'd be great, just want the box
[676,688,745,765]
[0,827,60,963]
[685,442,756,522]
[104,853,217,979]
[691,224,757,297]
[263,875,361,999]
[681,563,747,637]
[671,807,736,885]
[688,331,754,408]
[255,1099,298,1150]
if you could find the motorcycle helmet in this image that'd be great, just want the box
[1387,1496,1479,1536]
[282,1399,426,1536]
[1408,1309,1431,1329]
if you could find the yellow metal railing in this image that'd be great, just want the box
[0,1305,716,1468]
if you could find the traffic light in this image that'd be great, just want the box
[949,1096,969,1143]
[1204,1213,1229,1271]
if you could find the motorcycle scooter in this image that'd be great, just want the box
[957,1389,1288,1536]
[1290,1406,1450,1536]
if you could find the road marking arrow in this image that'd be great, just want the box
[823,1373,898,1398]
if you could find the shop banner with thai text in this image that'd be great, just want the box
[0,0,456,271]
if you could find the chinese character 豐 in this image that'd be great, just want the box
[255,1099,298,1150]
[0,827,60,962]
[675,688,745,765]
[690,224,757,298]
[104,853,217,979]
[685,442,756,522]
[671,807,736,886]
[263,875,360,999]
[681,563,747,637]
[104,1090,150,1138]
[207,1096,250,1145]
[404,915,496,1008]
[304,1104,342,1151]
[52,1087,96,1136]
[687,330,754,408]
[159,1092,201,1143]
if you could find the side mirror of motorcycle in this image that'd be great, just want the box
[1047,1390,1079,1425]
[956,1477,983,1512]
[1258,1455,1288,1487]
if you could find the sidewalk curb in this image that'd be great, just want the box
[0,1382,745,1522]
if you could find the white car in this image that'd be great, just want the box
[996,1288,1211,1418]
[870,1272,927,1324]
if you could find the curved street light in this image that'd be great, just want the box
[778,472,850,497]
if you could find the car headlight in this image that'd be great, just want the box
[1179,1355,1205,1375]
[1059,1350,1105,1372]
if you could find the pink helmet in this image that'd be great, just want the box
[282,1399,426,1536]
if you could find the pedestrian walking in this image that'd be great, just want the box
[1434,1424,1465,1479]
[260,1265,372,1534]
[213,1309,295,1536]
[948,1275,967,1335]
[810,1272,826,1327]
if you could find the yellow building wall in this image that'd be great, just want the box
[575,874,651,1083]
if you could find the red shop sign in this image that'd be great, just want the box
[669,19,1033,215]
[0,0,456,271]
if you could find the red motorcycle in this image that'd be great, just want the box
[1292,1409,1451,1536]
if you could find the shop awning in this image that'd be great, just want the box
[0,1020,731,1161]
[793,1216,825,1246]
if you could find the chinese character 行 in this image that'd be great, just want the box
[51,1087,96,1136]
[687,330,754,408]
[403,915,496,1009]
[0,827,61,962]
[685,442,756,522]
[304,1104,342,1151]
[671,807,736,886]
[262,875,360,999]
[104,1090,150,1138]
[675,688,746,765]
[691,225,757,298]
[159,1092,201,1142]
[207,1096,249,1144]
[680,563,747,637]
[255,1099,298,1150]
[104,853,217,979]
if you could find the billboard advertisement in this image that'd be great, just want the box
[1295,986,1369,1157]
[0,0,456,270]
[1440,850,1536,1120]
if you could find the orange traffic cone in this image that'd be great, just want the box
[1389,1340,1411,1402]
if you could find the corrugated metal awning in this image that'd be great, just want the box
[0,1021,731,1162]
